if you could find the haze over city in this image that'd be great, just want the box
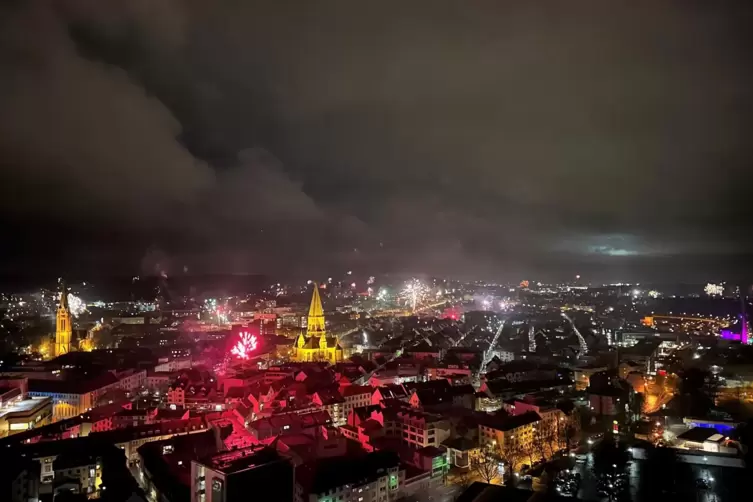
[1,1,753,283]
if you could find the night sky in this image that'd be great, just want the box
[1,1,752,283]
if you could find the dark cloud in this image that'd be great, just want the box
[1,0,752,283]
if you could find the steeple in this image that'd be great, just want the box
[59,283,69,310]
[55,282,72,357]
[306,283,326,336]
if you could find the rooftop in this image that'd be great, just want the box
[478,411,541,432]
[484,377,573,395]
[0,396,50,421]
[341,385,374,397]
[28,372,119,395]
[90,417,208,444]
[298,450,400,495]
[200,445,281,474]
[677,427,719,443]
[138,430,220,501]
[249,410,331,431]
[441,436,479,451]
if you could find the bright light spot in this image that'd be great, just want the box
[59,292,86,317]
[401,279,429,311]
[704,283,724,296]
[231,332,258,360]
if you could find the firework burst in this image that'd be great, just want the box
[230,332,258,360]
[400,278,429,311]
[376,288,388,302]
[704,283,724,297]
[58,292,86,317]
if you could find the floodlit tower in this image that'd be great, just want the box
[307,283,326,337]
[55,285,72,357]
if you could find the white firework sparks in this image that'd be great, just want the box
[376,288,388,302]
[704,283,724,297]
[58,292,86,317]
[400,279,429,311]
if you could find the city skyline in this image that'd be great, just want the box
[3,2,753,501]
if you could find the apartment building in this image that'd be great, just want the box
[383,406,450,448]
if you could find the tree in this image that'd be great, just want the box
[497,438,525,480]
[533,421,554,461]
[523,438,537,467]
[472,450,500,484]
[546,416,567,456]
[555,400,580,450]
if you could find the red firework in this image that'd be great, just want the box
[230,331,258,360]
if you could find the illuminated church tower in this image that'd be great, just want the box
[55,286,72,357]
[292,284,343,363]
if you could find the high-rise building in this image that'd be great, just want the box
[191,446,294,502]
[55,286,72,357]
[292,285,343,363]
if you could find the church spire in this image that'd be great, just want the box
[55,282,72,357]
[59,282,69,310]
[306,283,326,336]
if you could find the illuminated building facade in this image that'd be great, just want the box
[383,407,451,448]
[55,287,72,357]
[292,285,343,364]
[28,373,120,421]
[478,411,541,457]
